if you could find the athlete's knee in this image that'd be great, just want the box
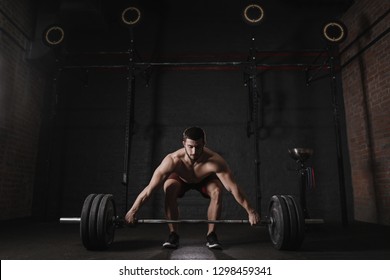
[164,180,181,196]
[208,184,222,200]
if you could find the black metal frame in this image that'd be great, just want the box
[50,17,379,221]
[122,30,137,213]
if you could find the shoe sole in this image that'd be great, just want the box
[163,242,178,249]
[206,242,222,249]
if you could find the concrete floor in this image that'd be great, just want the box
[1,219,390,260]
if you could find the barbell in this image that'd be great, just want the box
[60,193,324,251]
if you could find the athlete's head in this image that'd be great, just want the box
[182,126,206,142]
[182,127,206,162]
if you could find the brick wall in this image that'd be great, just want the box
[340,0,390,224]
[0,0,49,220]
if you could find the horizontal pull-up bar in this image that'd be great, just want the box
[61,62,327,71]
[65,50,327,58]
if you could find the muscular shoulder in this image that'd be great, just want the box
[168,149,186,163]
[159,150,184,170]
[203,148,229,172]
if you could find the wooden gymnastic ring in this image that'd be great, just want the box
[243,4,265,25]
[121,6,142,26]
[322,21,347,43]
[43,25,65,47]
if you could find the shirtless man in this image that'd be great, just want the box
[125,127,260,249]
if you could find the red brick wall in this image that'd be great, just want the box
[340,0,390,225]
[0,1,49,220]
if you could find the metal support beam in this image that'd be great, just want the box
[247,37,262,214]
[122,29,137,214]
[328,46,348,226]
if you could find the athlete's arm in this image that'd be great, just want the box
[125,155,177,223]
[214,156,260,225]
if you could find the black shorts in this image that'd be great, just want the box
[167,173,220,199]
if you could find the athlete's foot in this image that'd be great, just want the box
[206,232,222,249]
[162,232,180,249]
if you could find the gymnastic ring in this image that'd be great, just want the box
[322,21,347,43]
[243,4,264,25]
[43,25,65,47]
[121,6,141,26]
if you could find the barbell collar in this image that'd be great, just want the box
[60,217,81,224]
[304,218,325,224]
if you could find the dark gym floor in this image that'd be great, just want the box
[1,219,390,260]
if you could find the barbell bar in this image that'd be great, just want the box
[60,217,269,225]
[60,217,323,225]
[60,193,325,251]
[136,218,325,225]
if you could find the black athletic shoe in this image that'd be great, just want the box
[162,232,179,249]
[206,232,222,249]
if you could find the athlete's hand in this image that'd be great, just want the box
[125,209,137,224]
[248,210,260,225]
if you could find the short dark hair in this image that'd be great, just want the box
[183,126,206,142]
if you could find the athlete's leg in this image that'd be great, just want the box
[163,176,183,233]
[205,179,223,235]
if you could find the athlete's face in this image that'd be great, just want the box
[183,138,204,162]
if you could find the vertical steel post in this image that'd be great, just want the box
[299,163,310,219]
[328,46,348,226]
[248,37,262,213]
[122,29,136,213]
[46,57,63,219]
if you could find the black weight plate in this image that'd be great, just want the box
[80,193,97,250]
[267,195,290,250]
[281,195,298,250]
[87,194,105,250]
[97,194,116,249]
[287,195,305,249]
